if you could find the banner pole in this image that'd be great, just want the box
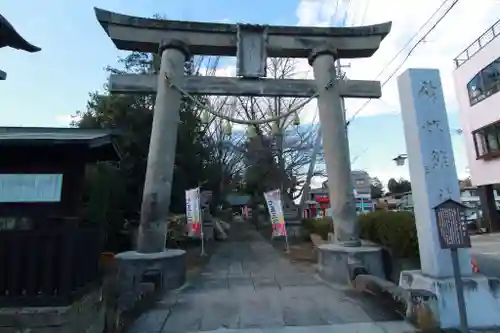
[279,188,290,253]
[283,223,290,253]
[199,187,207,256]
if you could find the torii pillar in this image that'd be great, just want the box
[136,40,189,253]
[309,47,359,246]
[95,7,392,290]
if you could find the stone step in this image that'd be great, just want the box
[189,321,417,333]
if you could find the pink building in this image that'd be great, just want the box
[453,18,500,232]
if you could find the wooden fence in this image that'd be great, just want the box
[0,225,102,306]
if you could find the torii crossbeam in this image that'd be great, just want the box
[109,74,382,98]
[95,8,391,259]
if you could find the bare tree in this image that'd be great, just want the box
[235,58,325,200]
[192,56,246,197]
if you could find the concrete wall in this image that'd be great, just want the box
[454,27,500,186]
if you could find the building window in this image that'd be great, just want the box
[482,59,500,93]
[467,57,500,106]
[463,189,479,197]
[473,122,500,160]
[468,73,484,105]
[474,131,488,156]
[486,128,500,150]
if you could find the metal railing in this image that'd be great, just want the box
[454,19,500,68]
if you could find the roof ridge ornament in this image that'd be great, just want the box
[0,13,41,52]
[0,13,41,80]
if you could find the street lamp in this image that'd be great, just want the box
[393,154,408,166]
[393,128,463,167]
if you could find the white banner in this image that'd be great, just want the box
[264,189,287,237]
[185,187,202,238]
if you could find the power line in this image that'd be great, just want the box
[334,0,341,23]
[346,0,460,126]
[372,0,450,82]
[360,0,370,25]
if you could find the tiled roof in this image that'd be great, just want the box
[0,127,122,161]
[0,127,115,142]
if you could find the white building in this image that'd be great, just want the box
[304,170,374,218]
[399,187,500,223]
[453,18,500,231]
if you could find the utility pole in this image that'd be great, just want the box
[299,129,322,215]
[275,97,284,195]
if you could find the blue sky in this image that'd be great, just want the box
[0,0,299,127]
[1,0,491,188]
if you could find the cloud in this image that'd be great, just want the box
[54,114,74,126]
[213,64,236,77]
[54,114,82,127]
[295,0,500,121]
[201,0,500,127]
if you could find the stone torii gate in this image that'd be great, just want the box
[95,8,391,287]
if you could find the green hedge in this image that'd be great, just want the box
[359,211,419,259]
[301,217,333,240]
[301,211,419,259]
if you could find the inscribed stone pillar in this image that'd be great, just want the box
[397,68,471,277]
[137,40,189,253]
[310,48,360,246]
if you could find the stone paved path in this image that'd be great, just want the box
[128,221,415,333]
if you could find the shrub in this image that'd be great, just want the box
[359,210,419,259]
[301,217,333,240]
[301,211,419,259]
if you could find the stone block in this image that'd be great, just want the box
[317,242,385,285]
[139,282,156,296]
[400,270,500,329]
[118,291,138,311]
[0,289,104,333]
[353,274,439,330]
[115,249,186,299]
